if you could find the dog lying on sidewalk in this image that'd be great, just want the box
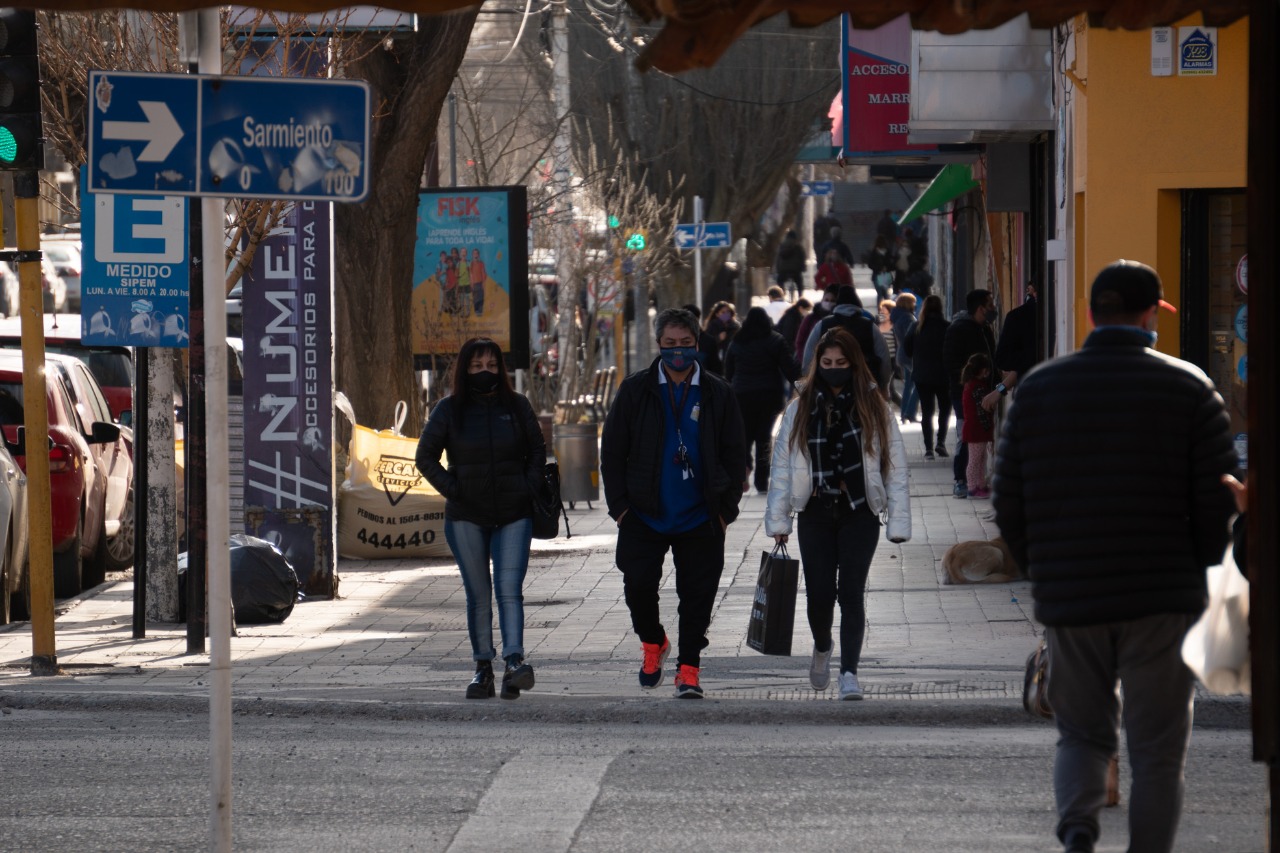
[941,537,1023,584]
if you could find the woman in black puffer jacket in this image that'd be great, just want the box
[904,294,952,459]
[416,338,545,701]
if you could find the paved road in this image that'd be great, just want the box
[0,708,1265,853]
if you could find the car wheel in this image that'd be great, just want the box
[53,518,84,599]
[99,487,135,573]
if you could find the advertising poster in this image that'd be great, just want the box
[842,15,936,157]
[241,200,336,591]
[412,186,530,369]
[80,174,190,348]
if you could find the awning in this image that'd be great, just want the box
[895,164,979,226]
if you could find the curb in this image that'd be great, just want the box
[0,687,1252,729]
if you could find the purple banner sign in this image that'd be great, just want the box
[242,200,336,589]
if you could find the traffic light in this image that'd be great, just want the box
[0,8,43,171]
[624,230,648,251]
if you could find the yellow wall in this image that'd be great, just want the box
[1073,17,1248,353]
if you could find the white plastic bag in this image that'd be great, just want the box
[1182,545,1250,695]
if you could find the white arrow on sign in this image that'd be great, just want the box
[675,230,696,248]
[102,101,185,163]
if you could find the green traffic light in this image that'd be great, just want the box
[607,215,620,228]
[0,126,16,163]
[626,233,646,251]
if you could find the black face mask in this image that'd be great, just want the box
[467,370,500,394]
[819,366,853,389]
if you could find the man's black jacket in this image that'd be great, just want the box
[992,327,1237,626]
[993,298,1042,379]
[942,312,995,399]
[601,359,748,526]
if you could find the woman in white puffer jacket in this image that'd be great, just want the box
[765,327,911,700]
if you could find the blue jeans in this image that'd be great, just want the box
[445,517,533,661]
[899,366,919,420]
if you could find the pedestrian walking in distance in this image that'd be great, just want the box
[765,328,910,700]
[415,338,544,700]
[993,260,1236,853]
[601,308,748,699]
[724,306,801,494]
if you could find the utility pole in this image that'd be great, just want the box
[550,3,577,408]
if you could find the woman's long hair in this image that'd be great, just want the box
[704,301,735,331]
[789,328,892,482]
[450,338,517,417]
[734,306,773,344]
[918,294,945,327]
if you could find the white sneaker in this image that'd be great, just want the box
[809,645,833,690]
[838,671,864,700]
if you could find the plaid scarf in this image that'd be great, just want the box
[808,389,866,508]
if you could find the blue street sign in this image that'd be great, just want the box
[673,221,732,250]
[87,70,370,202]
[80,174,191,348]
[800,180,834,197]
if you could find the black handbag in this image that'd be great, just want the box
[531,461,570,540]
[746,542,800,656]
[516,410,570,540]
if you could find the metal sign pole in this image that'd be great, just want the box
[694,195,703,314]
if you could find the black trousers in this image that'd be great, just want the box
[736,390,784,492]
[615,514,725,669]
[914,380,951,451]
[796,497,881,674]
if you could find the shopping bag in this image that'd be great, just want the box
[746,542,800,656]
[1182,543,1251,695]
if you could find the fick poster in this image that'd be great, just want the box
[412,186,530,369]
[842,15,935,157]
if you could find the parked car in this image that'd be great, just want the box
[1,259,66,316]
[226,281,243,337]
[0,314,135,424]
[0,350,127,597]
[41,258,67,314]
[42,242,82,313]
[0,441,29,625]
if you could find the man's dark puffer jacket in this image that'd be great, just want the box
[601,359,748,526]
[992,327,1236,627]
[942,313,995,399]
[416,391,545,527]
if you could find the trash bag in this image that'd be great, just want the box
[177,535,302,625]
[229,534,302,624]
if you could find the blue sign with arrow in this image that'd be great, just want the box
[800,180,834,197]
[673,221,732,250]
[87,70,370,202]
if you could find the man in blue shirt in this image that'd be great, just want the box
[601,308,748,698]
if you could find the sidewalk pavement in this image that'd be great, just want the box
[0,420,1250,727]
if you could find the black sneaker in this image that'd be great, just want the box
[500,655,535,700]
[935,444,949,458]
[1063,829,1094,853]
[924,450,935,461]
[465,661,495,699]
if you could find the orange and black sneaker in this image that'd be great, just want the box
[674,664,703,699]
[639,636,670,689]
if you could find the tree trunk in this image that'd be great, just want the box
[334,13,479,432]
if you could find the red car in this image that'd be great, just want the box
[0,315,134,424]
[0,351,124,597]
